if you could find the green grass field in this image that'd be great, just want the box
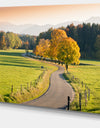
[0,49,57,103]
[64,60,100,113]
[0,49,100,113]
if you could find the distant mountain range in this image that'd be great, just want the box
[0,17,100,36]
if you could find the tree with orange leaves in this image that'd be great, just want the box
[35,39,50,57]
[48,29,80,71]
[48,29,68,59]
[35,29,80,72]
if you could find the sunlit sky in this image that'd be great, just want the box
[0,4,100,25]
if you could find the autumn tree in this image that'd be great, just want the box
[35,29,80,71]
[35,39,50,57]
[57,37,81,71]
[37,23,100,60]
[48,29,68,59]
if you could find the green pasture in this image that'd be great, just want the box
[80,59,100,66]
[0,49,56,96]
[64,60,100,113]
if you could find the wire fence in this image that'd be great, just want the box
[65,72,100,111]
[0,68,46,98]
[28,53,100,111]
[1,52,98,109]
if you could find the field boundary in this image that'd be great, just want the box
[0,51,58,103]
[23,53,75,108]
[22,53,60,103]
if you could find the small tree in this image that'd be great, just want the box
[57,37,81,72]
[35,39,50,57]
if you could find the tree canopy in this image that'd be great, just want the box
[35,29,81,71]
[18,34,36,50]
[6,32,22,49]
[36,23,100,60]
[0,31,22,49]
[94,35,100,60]
[57,37,80,70]
[48,29,68,59]
[0,32,6,50]
[35,39,50,58]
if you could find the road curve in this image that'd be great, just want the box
[23,57,74,109]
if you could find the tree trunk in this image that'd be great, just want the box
[65,64,68,73]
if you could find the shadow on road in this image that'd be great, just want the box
[59,73,65,80]
[58,105,68,110]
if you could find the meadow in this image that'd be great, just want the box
[0,49,100,113]
[64,60,100,113]
[0,49,57,103]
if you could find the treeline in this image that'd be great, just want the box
[1,23,100,60]
[18,34,36,50]
[36,23,100,60]
[0,31,22,49]
[0,31,37,50]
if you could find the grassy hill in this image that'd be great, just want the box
[0,49,57,103]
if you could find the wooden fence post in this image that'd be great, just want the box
[27,83,29,90]
[30,82,32,88]
[67,96,70,110]
[72,76,74,81]
[84,90,87,106]
[85,84,87,89]
[79,80,80,85]
[82,81,83,87]
[11,85,13,94]
[35,80,37,85]
[79,93,81,111]
[21,85,22,94]
[88,89,90,101]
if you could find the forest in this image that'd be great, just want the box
[37,23,100,60]
[0,31,36,50]
[0,23,100,60]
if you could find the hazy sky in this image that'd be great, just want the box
[0,4,100,25]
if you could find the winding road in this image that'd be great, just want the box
[23,55,74,109]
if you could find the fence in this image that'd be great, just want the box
[1,69,46,99]
[66,72,100,111]
[26,53,100,111]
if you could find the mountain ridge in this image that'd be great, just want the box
[0,17,100,36]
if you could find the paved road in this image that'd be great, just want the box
[23,57,74,109]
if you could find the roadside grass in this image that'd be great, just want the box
[0,49,57,103]
[64,60,100,113]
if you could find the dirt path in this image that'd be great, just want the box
[23,54,74,109]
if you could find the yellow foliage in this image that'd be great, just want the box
[35,39,50,57]
[57,37,81,65]
[35,29,81,69]
[49,29,68,59]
